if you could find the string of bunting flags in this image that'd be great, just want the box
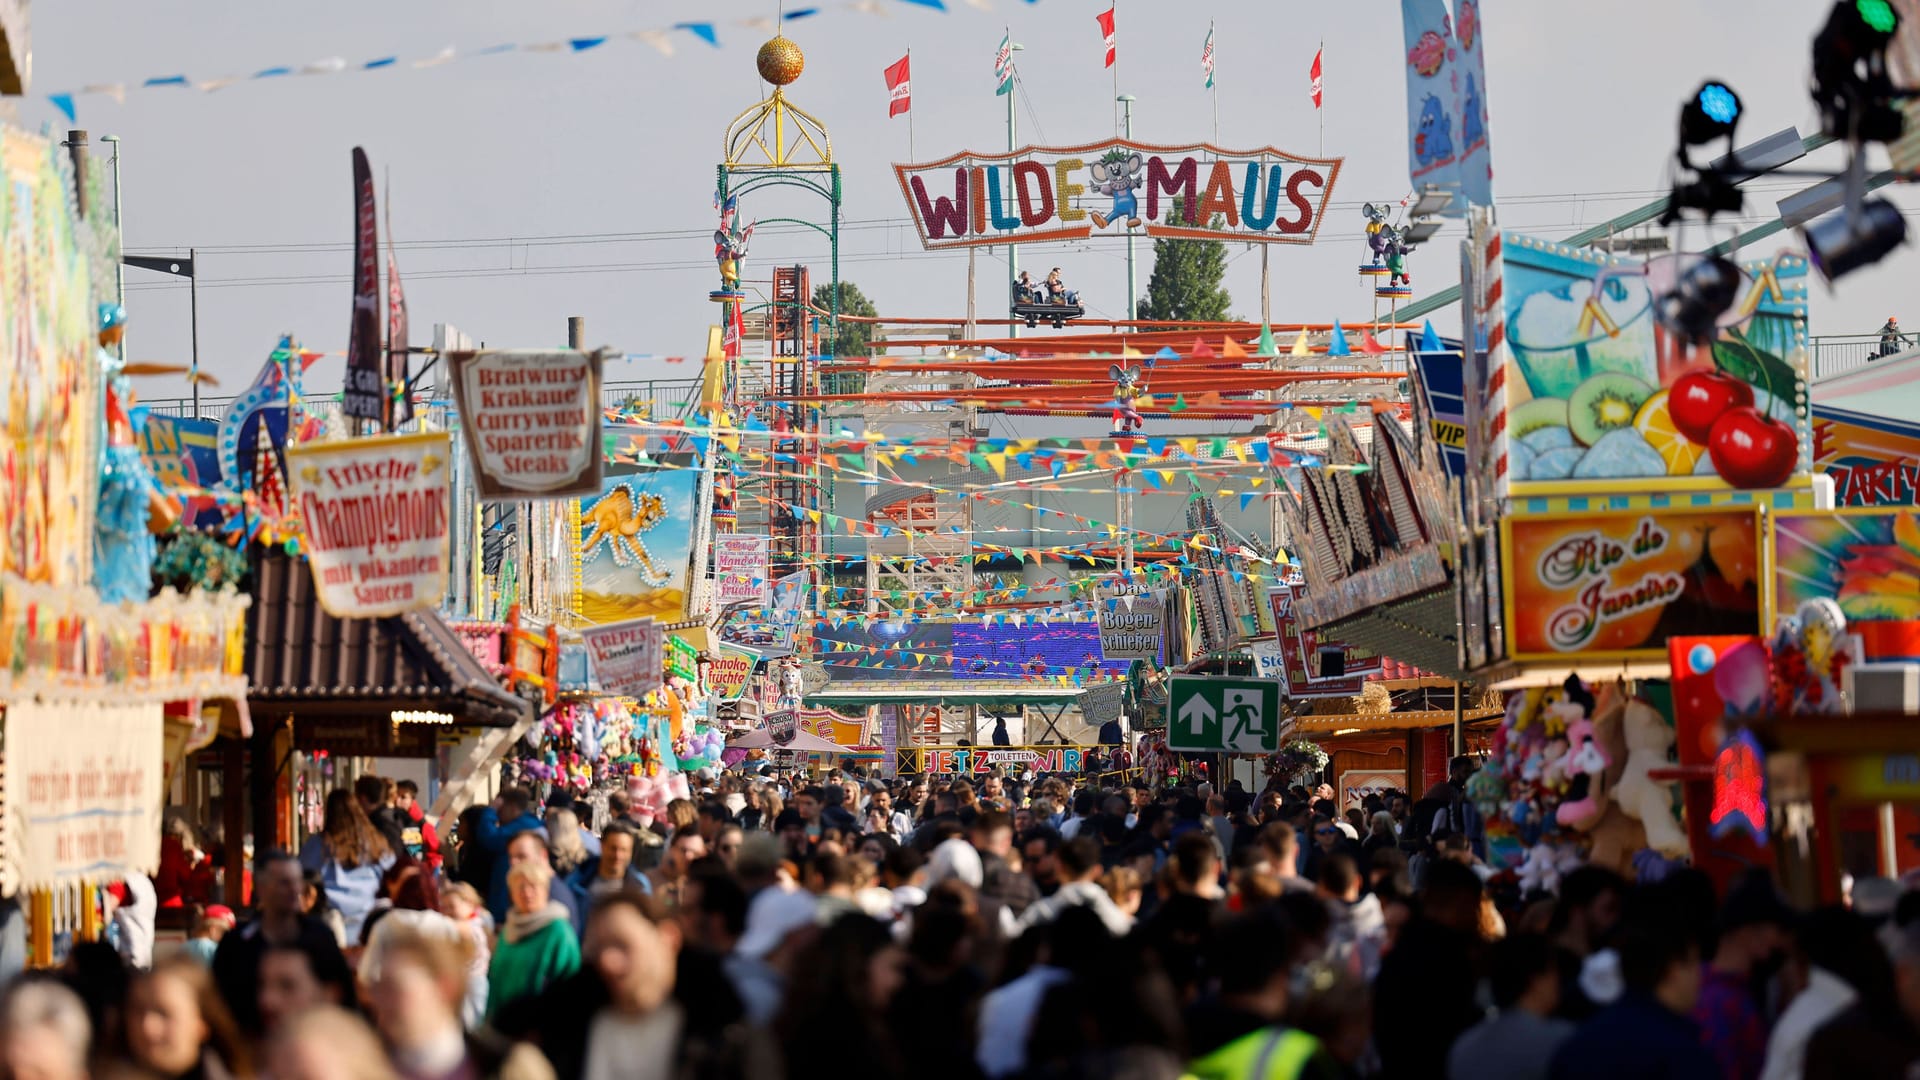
[42,0,996,122]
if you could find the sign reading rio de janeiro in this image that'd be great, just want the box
[893,140,1343,251]
[1501,508,1762,661]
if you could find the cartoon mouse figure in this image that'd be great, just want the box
[1087,150,1145,230]
[1109,363,1146,434]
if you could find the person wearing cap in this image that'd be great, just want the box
[1880,316,1904,358]
[180,904,236,967]
[1694,872,1794,1080]
[724,887,820,1025]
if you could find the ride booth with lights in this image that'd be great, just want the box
[1668,512,1920,904]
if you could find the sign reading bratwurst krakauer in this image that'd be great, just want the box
[449,349,605,500]
[290,432,453,618]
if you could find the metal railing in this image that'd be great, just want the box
[1810,333,1911,382]
[138,378,705,423]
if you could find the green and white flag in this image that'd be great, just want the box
[1202,23,1215,88]
[995,32,1014,95]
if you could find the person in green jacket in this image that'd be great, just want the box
[486,859,580,1019]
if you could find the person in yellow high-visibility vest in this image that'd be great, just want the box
[1184,915,1344,1080]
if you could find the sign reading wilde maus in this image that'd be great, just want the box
[449,349,604,500]
[894,140,1343,251]
[290,432,452,618]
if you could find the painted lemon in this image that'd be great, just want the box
[1633,389,1706,476]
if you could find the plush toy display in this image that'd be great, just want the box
[1613,697,1689,856]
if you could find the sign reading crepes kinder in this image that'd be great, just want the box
[713,534,772,606]
[582,617,664,696]
[3,701,165,889]
[450,349,604,499]
[290,432,452,618]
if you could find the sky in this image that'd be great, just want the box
[31,0,1920,404]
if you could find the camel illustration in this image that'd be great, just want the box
[582,484,674,585]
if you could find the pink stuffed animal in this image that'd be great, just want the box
[1556,717,1611,829]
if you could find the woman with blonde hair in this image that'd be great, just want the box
[486,861,580,1020]
[663,798,698,837]
[298,789,394,943]
[124,955,253,1079]
[265,1006,398,1080]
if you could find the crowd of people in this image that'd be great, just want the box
[5,758,1920,1080]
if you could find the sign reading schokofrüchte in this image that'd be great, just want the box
[892,140,1343,251]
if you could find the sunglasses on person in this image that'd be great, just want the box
[1317,827,1339,837]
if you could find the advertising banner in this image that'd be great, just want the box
[1773,508,1920,622]
[707,645,758,701]
[896,745,1090,776]
[713,533,772,606]
[450,349,604,499]
[893,139,1342,251]
[767,709,798,746]
[3,702,165,889]
[1813,409,1920,507]
[1499,238,1809,497]
[1339,769,1406,812]
[1267,582,1379,697]
[1097,585,1164,662]
[1400,0,1465,209]
[577,469,699,624]
[342,147,387,424]
[289,432,452,618]
[582,617,663,696]
[1502,508,1762,660]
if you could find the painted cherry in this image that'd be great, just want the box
[1669,370,1755,445]
[1707,407,1797,489]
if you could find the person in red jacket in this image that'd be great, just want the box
[154,816,215,909]
[393,779,442,870]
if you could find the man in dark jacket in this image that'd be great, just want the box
[1549,921,1717,1079]
[1371,860,1485,1079]
[1804,918,1920,1080]
[491,890,773,1080]
[212,851,352,1036]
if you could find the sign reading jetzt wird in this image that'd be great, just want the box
[893,140,1343,251]
[290,431,452,618]
[450,349,604,500]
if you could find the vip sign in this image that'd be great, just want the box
[893,140,1343,251]
[290,432,452,618]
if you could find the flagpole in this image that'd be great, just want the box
[1318,39,1325,158]
[907,45,915,161]
[1113,0,1121,138]
[1008,34,1021,341]
[1209,20,1219,145]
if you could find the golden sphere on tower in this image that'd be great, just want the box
[757,36,805,86]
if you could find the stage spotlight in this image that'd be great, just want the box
[1803,197,1908,282]
[1655,255,1742,344]
[1680,81,1743,146]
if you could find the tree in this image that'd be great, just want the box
[1137,197,1232,323]
[812,281,879,358]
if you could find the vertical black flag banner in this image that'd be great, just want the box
[385,191,413,427]
[341,147,386,425]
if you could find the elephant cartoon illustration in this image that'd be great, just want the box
[1414,94,1455,168]
[1087,150,1145,230]
[1109,363,1147,434]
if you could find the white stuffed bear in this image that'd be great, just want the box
[1612,698,1689,857]
[1518,842,1563,896]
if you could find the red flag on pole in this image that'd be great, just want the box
[1310,47,1324,109]
[884,54,912,118]
[1096,8,1117,69]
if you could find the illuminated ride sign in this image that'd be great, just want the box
[893,140,1344,251]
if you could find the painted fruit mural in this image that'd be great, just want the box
[1500,239,1808,490]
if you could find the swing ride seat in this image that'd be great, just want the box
[1012,300,1086,329]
